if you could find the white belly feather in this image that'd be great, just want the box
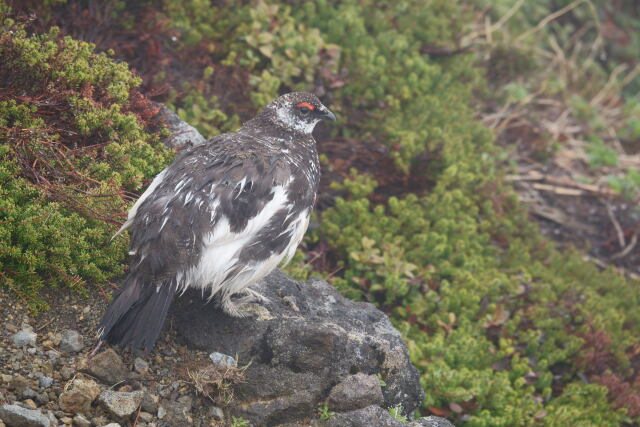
[178,183,310,299]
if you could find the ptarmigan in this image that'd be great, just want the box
[97,92,335,353]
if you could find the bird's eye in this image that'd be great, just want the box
[299,106,310,114]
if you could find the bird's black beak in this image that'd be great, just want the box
[318,108,336,122]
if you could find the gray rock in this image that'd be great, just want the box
[325,405,403,427]
[133,357,149,375]
[172,270,424,426]
[72,414,91,427]
[209,352,235,368]
[155,104,206,150]
[12,330,36,347]
[327,373,384,412]
[102,424,121,427]
[78,349,128,385]
[157,396,192,427]
[59,330,84,353]
[38,377,53,388]
[140,392,159,414]
[138,411,154,422]
[98,390,144,418]
[0,404,50,427]
[209,406,224,421]
[410,416,456,427]
[22,388,38,399]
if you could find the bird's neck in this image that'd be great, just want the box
[239,114,315,148]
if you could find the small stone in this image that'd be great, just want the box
[39,376,54,388]
[138,411,154,422]
[0,404,50,427]
[72,414,91,427]
[98,390,144,418]
[157,406,166,420]
[23,399,37,409]
[77,349,128,385]
[59,330,84,353]
[90,416,108,426]
[60,417,73,425]
[140,392,159,413]
[60,366,74,381]
[35,392,50,405]
[58,378,101,414]
[22,387,38,399]
[283,295,300,311]
[210,406,224,421]
[45,350,60,361]
[103,424,121,427]
[9,375,30,394]
[327,373,384,412]
[134,357,149,375]
[209,352,236,368]
[12,330,37,347]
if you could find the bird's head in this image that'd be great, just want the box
[261,92,336,135]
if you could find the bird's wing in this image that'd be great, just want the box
[126,134,294,288]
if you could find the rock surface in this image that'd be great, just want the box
[77,349,128,385]
[156,103,206,150]
[0,404,50,427]
[58,378,100,414]
[172,270,425,426]
[11,329,36,347]
[98,390,144,418]
[327,373,385,411]
[58,330,83,353]
[326,405,454,427]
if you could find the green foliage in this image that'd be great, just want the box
[292,0,480,172]
[5,0,640,424]
[388,405,408,423]
[317,404,335,421]
[0,9,172,308]
[230,416,251,427]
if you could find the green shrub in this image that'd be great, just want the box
[0,9,172,308]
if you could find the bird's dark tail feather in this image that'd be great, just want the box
[98,275,177,353]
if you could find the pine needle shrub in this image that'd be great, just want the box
[0,9,173,309]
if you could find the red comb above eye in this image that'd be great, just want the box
[296,102,315,110]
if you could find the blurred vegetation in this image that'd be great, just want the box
[2,0,640,424]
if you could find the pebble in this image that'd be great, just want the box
[138,411,154,422]
[140,392,159,413]
[72,414,91,427]
[58,378,101,414]
[12,330,37,347]
[209,352,236,368]
[59,330,84,353]
[210,406,224,421]
[0,404,50,427]
[134,357,149,375]
[98,390,144,418]
[39,376,54,388]
[157,406,166,420]
[60,366,75,380]
[77,349,129,385]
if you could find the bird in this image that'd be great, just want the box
[96,92,335,353]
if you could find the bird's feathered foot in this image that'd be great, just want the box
[220,288,270,317]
